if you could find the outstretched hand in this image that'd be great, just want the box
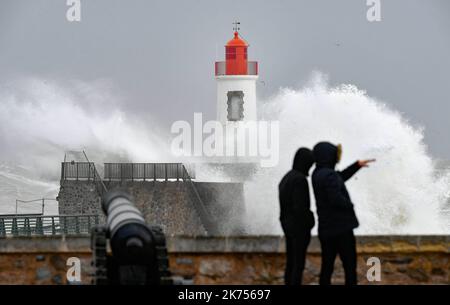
[358,159,376,168]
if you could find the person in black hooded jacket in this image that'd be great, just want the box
[312,142,375,285]
[279,147,315,285]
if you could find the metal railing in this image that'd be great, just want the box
[104,163,195,181]
[180,166,217,235]
[0,214,99,237]
[15,198,57,215]
[215,61,258,76]
[61,162,96,180]
[60,151,108,198]
[82,151,107,198]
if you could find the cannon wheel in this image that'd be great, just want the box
[91,225,173,285]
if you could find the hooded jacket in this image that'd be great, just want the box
[279,148,315,235]
[312,142,360,236]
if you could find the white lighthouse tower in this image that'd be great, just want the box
[215,24,258,124]
[198,23,261,181]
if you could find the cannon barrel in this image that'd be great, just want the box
[102,190,155,262]
[91,190,172,285]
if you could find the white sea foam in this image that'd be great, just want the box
[0,75,448,234]
[243,73,450,234]
[0,78,168,213]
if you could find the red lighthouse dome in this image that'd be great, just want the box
[215,28,258,77]
[225,31,249,75]
[226,31,248,47]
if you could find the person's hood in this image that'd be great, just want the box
[292,147,315,176]
[313,142,338,168]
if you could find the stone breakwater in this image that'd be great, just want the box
[0,235,447,285]
[57,180,245,235]
[106,181,208,235]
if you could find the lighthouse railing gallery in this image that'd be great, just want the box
[215,61,258,76]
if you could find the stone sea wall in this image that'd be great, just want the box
[57,180,246,235]
[105,181,207,235]
[0,235,447,285]
[57,180,102,216]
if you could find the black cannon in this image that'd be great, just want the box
[91,190,172,285]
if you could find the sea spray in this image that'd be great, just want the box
[0,78,169,213]
[243,74,449,234]
[0,76,448,234]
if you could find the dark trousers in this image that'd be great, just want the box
[284,230,311,285]
[319,230,357,285]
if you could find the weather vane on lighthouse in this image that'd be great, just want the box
[233,21,240,32]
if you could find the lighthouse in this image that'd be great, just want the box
[215,25,258,124]
[192,24,267,181]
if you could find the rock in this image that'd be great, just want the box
[52,274,63,285]
[431,268,446,276]
[384,257,413,264]
[199,259,232,277]
[35,255,45,262]
[406,268,429,282]
[50,255,66,269]
[36,267,51,281]
[14,259,25,269]
[176,257,193,265]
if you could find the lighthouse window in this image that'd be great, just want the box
[227,91,244,121]
[226,47,236,60]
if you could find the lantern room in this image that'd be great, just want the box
[226,31,248,75]
[215,31,258,76]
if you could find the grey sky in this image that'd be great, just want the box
[1,0,449,158]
